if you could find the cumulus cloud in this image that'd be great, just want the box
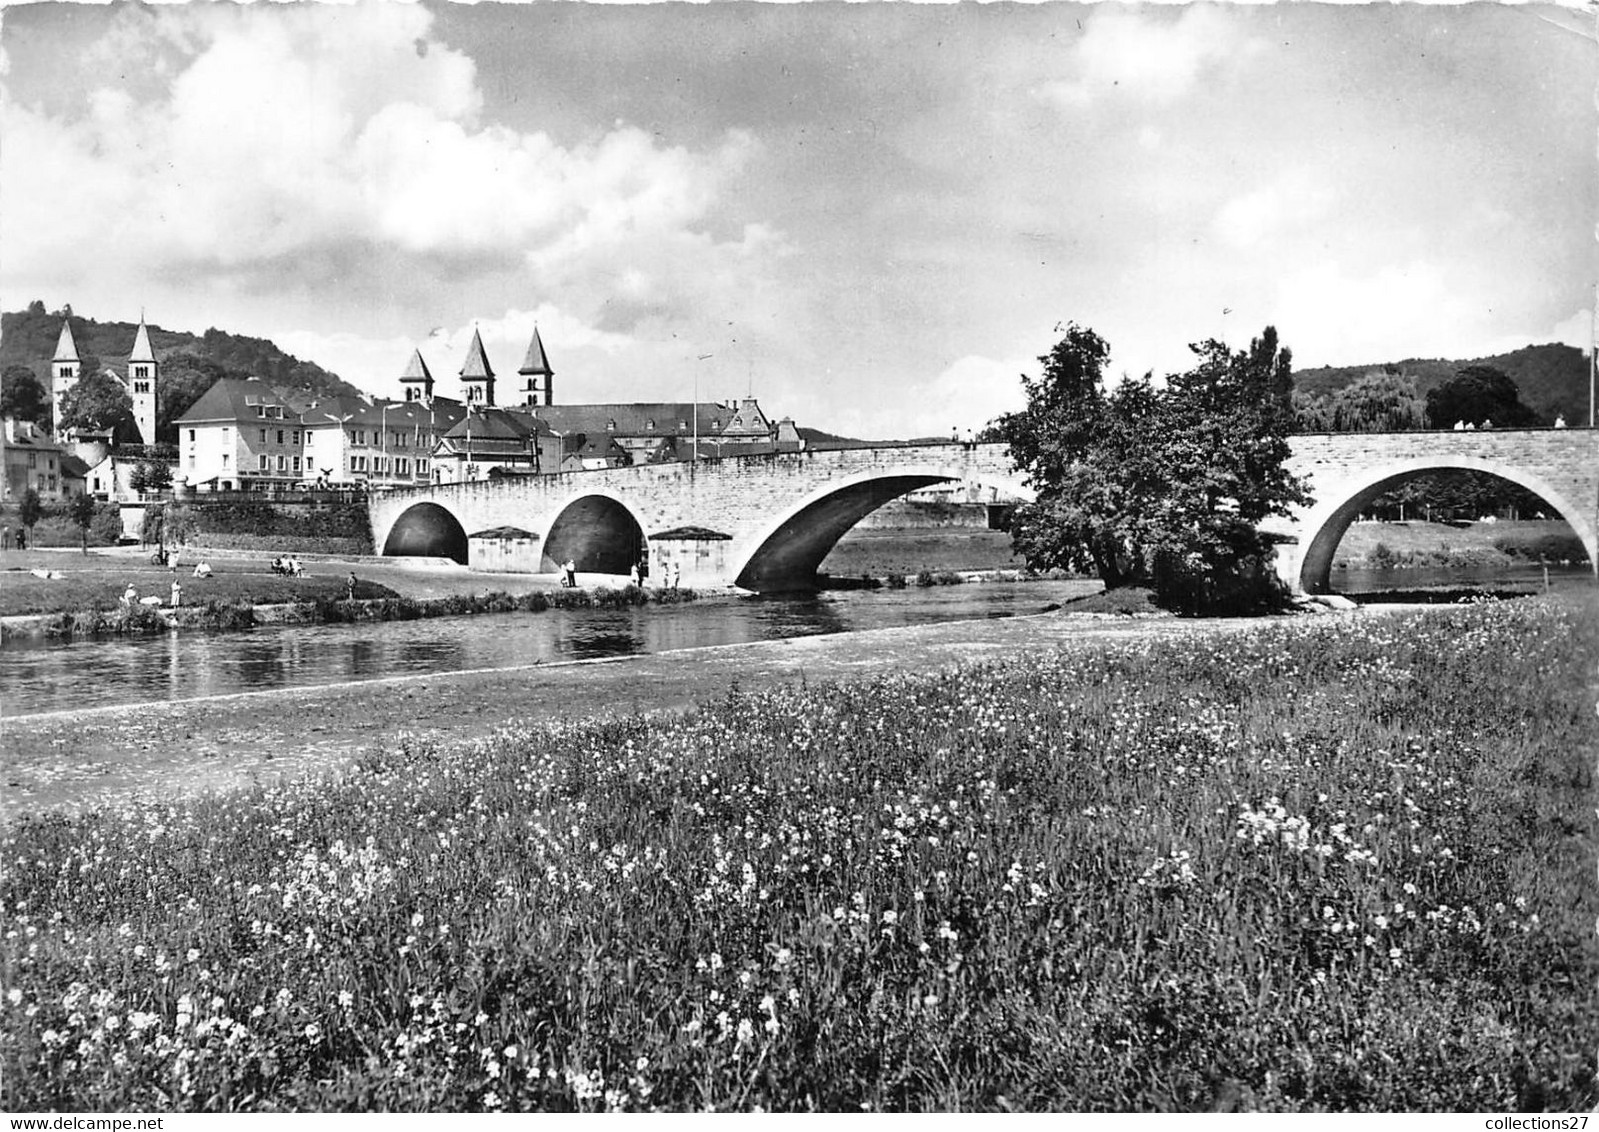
[1,5,764,296]
[1035,6,1263,107]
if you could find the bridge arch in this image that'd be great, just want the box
[539,490,649,577]
[730,464,1036,592]
[382,501,469,563]
[1292,455,1597,593]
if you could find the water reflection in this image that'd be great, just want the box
[2,581,1082,717]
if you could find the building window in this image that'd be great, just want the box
[256,406,266,417]
[260,429,268,443]
[293,456,302,472]
[416,459,429,475]
[258,454,268,471]
[189,429,196,442]
[293,430,301,445]
[396,458,410,476]
[27,453,36,468]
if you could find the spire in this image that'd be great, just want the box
[129,317,156,364]
[458,327,496,406]
[518,326,553,375]
[400,348,434,383]
[459,328,494,380]
[53,320,79,363]
[400,347,435,405]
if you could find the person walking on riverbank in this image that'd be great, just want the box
[346,571,358,600]
[170,580,181,608]
[563,559,577,588]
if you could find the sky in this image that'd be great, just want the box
[2,1,1594,439]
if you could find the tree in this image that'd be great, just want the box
[67,491,97,555]
[998,323,1310,614]
[1,365,50,426]
[1424,366,1537,429]
[157,355,233,444]
[57,370,134,440]
[19,487,42,544]
[130,460,172,494]
[1296,369,1425,433]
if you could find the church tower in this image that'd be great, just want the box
[51,319,80,430]
[127,316,158,445]
[459,328,495,407]
[518,325,554,407]
[399,348,435,406]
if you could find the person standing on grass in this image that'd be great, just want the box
[564,558,577,588]
[170,579,181,608]
[1,526,10,550]
[122,583,137,606]
[346,571,358,600]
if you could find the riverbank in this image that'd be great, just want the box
[2,601,1298,821]
[4,595,1594,1110]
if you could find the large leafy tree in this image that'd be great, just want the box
[1297,369,1426,433]
[57,371,135,441]
[1424,365,1537,429]
[998,324,1309,614]
[1,365,50,425]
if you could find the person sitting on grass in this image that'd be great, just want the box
[193,561,213,578]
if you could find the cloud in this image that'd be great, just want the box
[822,354,1029,441]
[1035,6,1263,107]
[1213,171,1338,250]
[1273,261,1492,366]
[1,5,765,298]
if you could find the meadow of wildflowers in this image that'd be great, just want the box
[2,596,1595,1111]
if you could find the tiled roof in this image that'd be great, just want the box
[59,454,92,478]
[518,327,553,376]
[174,378,297,424]
[53,321,79,363]
[532,403,750,438]
[441,406,552,441]
[649,525,732,541]
[459,329,495,379]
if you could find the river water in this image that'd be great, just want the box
[5,568,1591,719]
[0,580,1098,718]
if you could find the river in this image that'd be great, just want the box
[5,568,1591,719]
[0,579,1098,717]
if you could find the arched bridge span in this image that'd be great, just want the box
[368,433,1597,593]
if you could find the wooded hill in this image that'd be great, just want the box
[1,302,362,443]
[1294,343,1590,425]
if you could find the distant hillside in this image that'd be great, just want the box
[1295,343,1590,424]
[1,302,360,405]
[798,426,868,450]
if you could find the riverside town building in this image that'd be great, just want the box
[173,324,804,492]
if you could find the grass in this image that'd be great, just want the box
[0,552,392,618]
[2,597,1595,1111]
[1331,519,1587,570]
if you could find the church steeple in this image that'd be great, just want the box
[459,328,495,407]
[126,314,158,446]
[50,319,81,434]
[400,348,435,406]
[517,325,554,407]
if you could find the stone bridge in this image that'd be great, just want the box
[367,430,1598,593]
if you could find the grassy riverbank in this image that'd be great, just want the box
[3,597,1594,1111]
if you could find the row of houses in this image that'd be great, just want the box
[177,327,804,492]
[3,318,805,503]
